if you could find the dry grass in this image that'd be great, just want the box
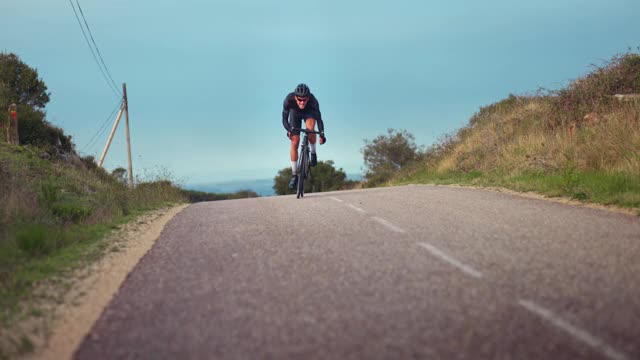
[427,95,639,178]
[393,52,640,210]
[413,51,640,182]
[577,105,640,172]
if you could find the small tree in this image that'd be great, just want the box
[273,167,293,195]
[0,53,50,109]
[273,160,355,195]
[111,167,128,186]
[362,128,419,185]
[0,52,75,152]
[307,160,353,193]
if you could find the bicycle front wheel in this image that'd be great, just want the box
[297,150,307,198]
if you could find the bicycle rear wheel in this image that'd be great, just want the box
[304,152,311,178]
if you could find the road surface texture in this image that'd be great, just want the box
[75,185,640,360]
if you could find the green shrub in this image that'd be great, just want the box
[17,106,73,153]
[38,180,58,208]
[51,204,92,223]
[551,50,640,128]
[15,224,53,256]
[80,155,99,171]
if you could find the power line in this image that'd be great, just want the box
[81,100,122,154]
[84,99,123,153]
[74,0,121,94]
[81,99,123,154]
[68,0,121,98]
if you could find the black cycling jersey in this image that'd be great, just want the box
[282,92,324,133]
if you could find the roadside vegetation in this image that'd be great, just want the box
[183,189,259,202]
[361,50,640,213]
[273,160,359,195]
[0,52,255,358]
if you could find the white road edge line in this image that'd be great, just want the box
[417,242,483,279]
[518,300,629,360]
[347,204,366,213]
[328,197,343,203]
[371,216,406,233]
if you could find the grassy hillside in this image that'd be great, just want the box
[390,51,640,212]
[0,141,189,358]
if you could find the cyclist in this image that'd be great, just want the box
[282,83,326,190]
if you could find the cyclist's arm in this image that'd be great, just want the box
[282,96,292,131]
[317,118,324,133]
[311,96,324,133]
[282,108,291,131]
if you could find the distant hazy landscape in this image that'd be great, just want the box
[187,174,364,197]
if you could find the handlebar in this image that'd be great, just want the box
[290,128,323,135]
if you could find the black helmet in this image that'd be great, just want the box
[294,83,310,97]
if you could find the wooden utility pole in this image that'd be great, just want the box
[98,103,124,167]
[98,83,134,189]
[123,83,134,189]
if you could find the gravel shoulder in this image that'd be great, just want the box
[24,204,189,360]
[431,184,639,216]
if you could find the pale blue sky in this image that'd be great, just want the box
[2,0,639,186]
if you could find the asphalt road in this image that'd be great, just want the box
[75,185,640,360]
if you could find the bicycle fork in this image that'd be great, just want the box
[298,135,309,176]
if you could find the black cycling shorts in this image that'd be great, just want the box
[289,110,321,135]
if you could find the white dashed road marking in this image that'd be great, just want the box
[371,216,406,233]
[347,204,366,214]
[417,242,483,278]
[326,194,631,358]
[519,300,629,360]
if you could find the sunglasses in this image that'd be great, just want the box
[295,96,309,102]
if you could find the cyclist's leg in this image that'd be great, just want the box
[290,135,300,162]
[289,135,300,190]
[289,114,303,168]
[289,114,303,189]
[305,117,318,166]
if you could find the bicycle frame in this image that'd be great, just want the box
[291,128,322,198]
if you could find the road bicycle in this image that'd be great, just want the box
[291,128,322,199]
